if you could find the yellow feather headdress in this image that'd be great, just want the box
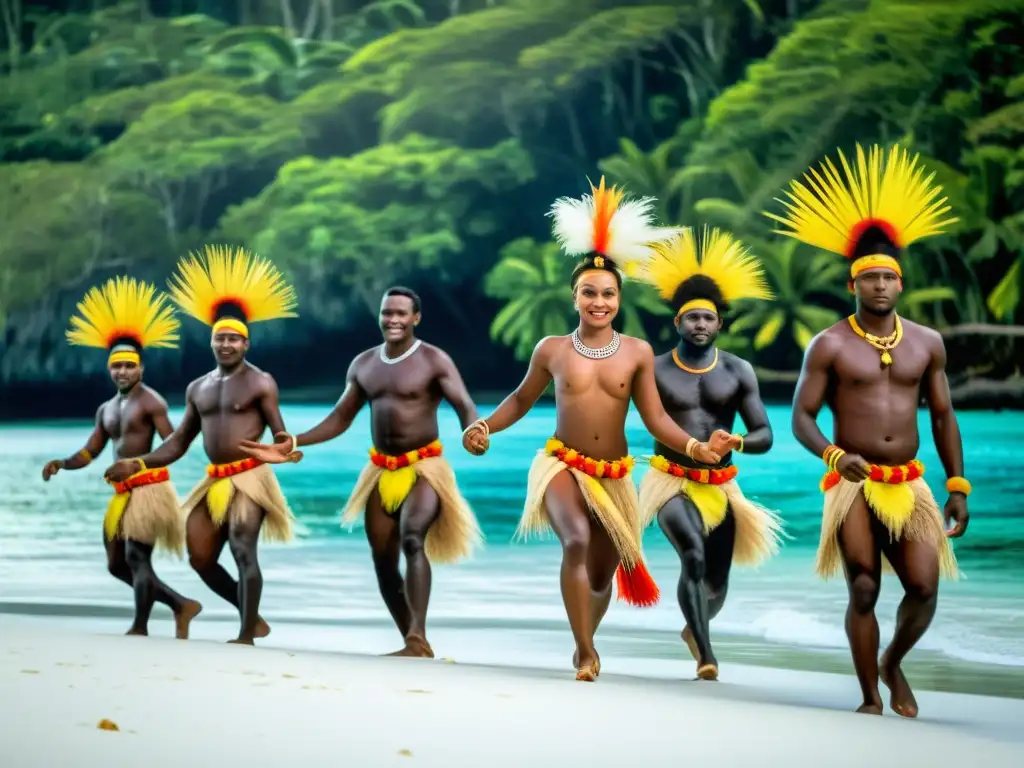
[66,276,179,366]
[763,143,958,280]
[167,245,298,338]
[548,176,679,284]
[641,227,773,318]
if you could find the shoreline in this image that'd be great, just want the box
[4,600,1024,702]
[3,617,1024,766]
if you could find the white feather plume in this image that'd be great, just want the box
[547,180,680,276]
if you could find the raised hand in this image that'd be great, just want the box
[835,453,871,482]
[41,459,62,482]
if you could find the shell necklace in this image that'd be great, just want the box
[571,329,620,359]
[848,314,902,366]
[380,339,421,365]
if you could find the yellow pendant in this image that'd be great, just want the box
[880,350,893,366]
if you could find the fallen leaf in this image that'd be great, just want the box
[398,749,413,757]
[282,673,298,679]
[20,669,40,674]
[406,689,432,694]
[441,658,456,664]
[97,719,119,731]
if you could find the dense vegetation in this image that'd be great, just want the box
[1,0,1022,416]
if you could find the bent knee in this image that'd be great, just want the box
[849,572,880,613]
[400,532,426,559]
[681,550,706,582]
[560,528,590,562]
[905,580,937,603]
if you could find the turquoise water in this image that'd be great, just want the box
[1,403,1022,682]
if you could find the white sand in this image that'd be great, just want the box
[2,616,1023,767]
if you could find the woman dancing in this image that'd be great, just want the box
[463,178,735,681]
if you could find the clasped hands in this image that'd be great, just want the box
[237,432,303,464]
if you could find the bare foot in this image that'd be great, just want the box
[682,626,717,679]
[254,617,271,639]
[572,649,601,677]
[856,703,884,715]
[124,627,147,637]
[173,600,203,640]
[880,651,919,718]
[386,635,434,658]
[227,637,255,646]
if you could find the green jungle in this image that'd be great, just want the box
[1,0,1023,417]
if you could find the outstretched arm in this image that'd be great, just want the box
[735,361,773,455]
[295,358,367,448]
[631,341,723,464]
[924,333,969,536]
[478,338,554,435]
[434,348,479,431]
[791,333,836,458]
[43,405,110,480]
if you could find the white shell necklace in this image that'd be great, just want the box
[380,339,422,365]
[571,329,620,359]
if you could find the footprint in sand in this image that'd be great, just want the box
[282,673,298,679]
[406,689,431,694]
[20,669,40,675]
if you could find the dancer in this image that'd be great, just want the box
[238,285,483,659]
[105,245,300,645]
[636,226,784,681]
[462,178,736,682]
[42,276,202,638]
[768,143,968,717]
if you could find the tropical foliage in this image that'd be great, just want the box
[1,0,1022,410]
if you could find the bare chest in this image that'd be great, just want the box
[194,376,259,417]
[657,366,740,412]
[554,354,632,401]
[359,357,436,401]
[101,399,143,439]
[833,342,929,390]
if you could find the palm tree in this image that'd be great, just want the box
[483,237,671,361]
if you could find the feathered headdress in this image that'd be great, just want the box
[66,276,179,366]
[641,226,773,318]
[764,143,958,282]
[548,176,679,286]
[167,245,298,338]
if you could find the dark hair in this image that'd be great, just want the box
[213,300,248,323]
[570,253,623,290]
[382,286,421,313]
[673,275,727,316]
[851,224,901,260]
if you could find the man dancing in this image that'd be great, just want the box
[105,245,300,645]
[239,286,483,659]
[768,143,969,717]
[43,276,202,638]
[462,178,735,681]
[636,227,784,681]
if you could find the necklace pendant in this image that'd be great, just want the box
[880,350,893,366]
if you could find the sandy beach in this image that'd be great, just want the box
[2,615,1023,767]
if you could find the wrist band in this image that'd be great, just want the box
[135,458,147,472]
[822,445,845,472]
[945,476,971,496]
[685,437,698,459]
[735,434,745,454]
[78,449,93,464]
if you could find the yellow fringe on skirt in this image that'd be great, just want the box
[180,462,295,543]
[340,456,483,564]
[104,478,185,557]
[816,475,959,580]
[638,465,783,567]
[520,452,646,570]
